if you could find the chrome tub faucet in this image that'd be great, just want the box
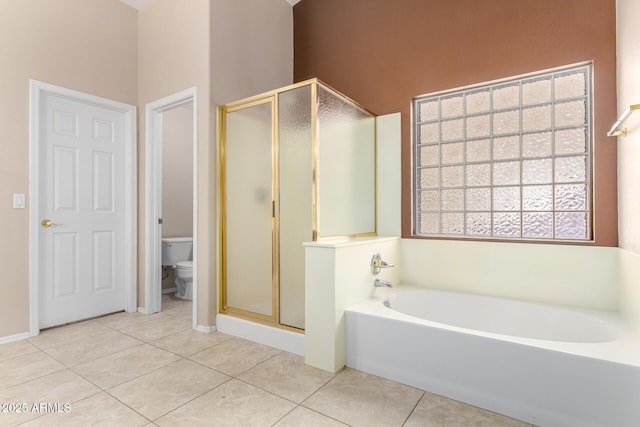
[374,278,393,288]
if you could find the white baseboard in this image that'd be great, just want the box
[137,307,151,315]
[196,324,217,333]
[216,314,304,356]
[162,287,177,295]
[0,332,30,345]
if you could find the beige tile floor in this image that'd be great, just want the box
[0,295,535,427]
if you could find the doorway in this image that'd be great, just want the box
[144,88,198,330]
[29,80,137,335]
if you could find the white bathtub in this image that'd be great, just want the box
[345,287,640,427]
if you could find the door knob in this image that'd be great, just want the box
[41,219,63,228]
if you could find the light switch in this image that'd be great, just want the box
[13,193,25,209]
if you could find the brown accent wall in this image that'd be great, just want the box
[293,0,617,246]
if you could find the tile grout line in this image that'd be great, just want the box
[400,391,426,427]
[0,351,67,393]
[36,332,146,369]
[146,376,236,423]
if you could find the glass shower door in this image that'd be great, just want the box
[278,85,313,329]
[223,99,275,320]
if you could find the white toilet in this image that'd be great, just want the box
[161,237,193,300]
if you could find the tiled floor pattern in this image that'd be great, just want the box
[0,295,534,426]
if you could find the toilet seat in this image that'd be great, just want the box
[176,261,193,270]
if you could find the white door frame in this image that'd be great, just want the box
[29,80,137,336]
[144,87,198,330]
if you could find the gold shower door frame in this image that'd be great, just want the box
[219,95,282,328]
[219,78,376,331]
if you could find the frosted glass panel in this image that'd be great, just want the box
[419,213,440,234]
[419,101,439,121]
[522,158,552,184]
[466,114,490,138]
[441,165,464,187]
[442,213,464,234]
[318,85,376,237]
[493,110,519,134]
[420,122,439,144]
[441,118,463,141]
[555,128,587,155]
[555,100,586,127]
[419,167,439,189]
[522,132,552,158]
[555,156,587,182]
[418,190,440,211]
[522,185,552,211]
[493,84,519,109]
[466,89,490,114]
[466,163,490,187]
[522,105,551,131]
[278,86,312,329]
[522,78,551,105]
[493,161,520,186]
[466,212,491,236]
[225,102,273,317]
[493,135,519,160]
[493,186,520,211]
[441,189,464,211]
[555,184,587,210]
[555,72,586,99]
[441,95,463,118]
[555,212,588,239]
[466,187,491,211]
[493,212,521,237]
[466,139,490,162]
[441,142,463,164]
[523,212,553,238]
[418,145,439,166]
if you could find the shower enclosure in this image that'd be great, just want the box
[219,79,376,331]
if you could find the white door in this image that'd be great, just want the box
[38,92,126,328]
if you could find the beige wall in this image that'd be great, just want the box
[617,0,640,331]
[0,0,138,338]
[617,0,640,253]
[210,0,293,317]
[210,0,293,106]
[161,104,194,239]
[137,0,213,325]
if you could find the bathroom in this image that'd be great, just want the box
[0,0,639,425]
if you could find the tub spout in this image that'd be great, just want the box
[374,278,393,288]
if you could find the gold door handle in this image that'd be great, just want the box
[41,219,63,228]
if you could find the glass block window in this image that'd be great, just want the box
[413,64,592,241]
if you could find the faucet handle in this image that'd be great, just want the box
[371,253,395,275]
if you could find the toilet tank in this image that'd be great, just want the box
[162,237,193,266]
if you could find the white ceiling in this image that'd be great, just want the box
[120,0,301,10]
